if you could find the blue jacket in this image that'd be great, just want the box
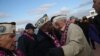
[89,24,100,44]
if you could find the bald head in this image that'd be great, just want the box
[93,0,100,14]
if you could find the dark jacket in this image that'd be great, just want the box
[50,28,62,41]
[94,14,100,35]
[17,32,38,56]
[89,24,100,44]
[36,29,55,56]
[46,47,64,56]
[76,21,90,45]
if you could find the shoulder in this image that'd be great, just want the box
[69,23,80,28]
[67,23,84,38]
[18,35,30,43]
[18,35,27,40]
[94,15,100,22]
[68,23,82,31]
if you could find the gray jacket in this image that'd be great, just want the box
[62,23,94,56]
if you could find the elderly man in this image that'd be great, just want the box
[0,22,24,56]
[47,16,93,56]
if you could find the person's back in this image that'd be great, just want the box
[62,23,93,56]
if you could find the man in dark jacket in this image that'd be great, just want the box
[17,23,37,56]
[36,21,57,56]
[93,0,100,34]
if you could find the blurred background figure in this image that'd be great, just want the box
[69,16,77,24]
[80,16,90,45]
[17,23,37,56]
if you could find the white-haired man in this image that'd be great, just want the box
[47,16,93,56]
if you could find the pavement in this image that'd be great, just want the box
[93,42,100,56]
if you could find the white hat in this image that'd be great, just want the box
[0,22,16,35]
[35,14,49,28]
[53,15,67,23]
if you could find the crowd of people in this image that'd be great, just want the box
[0,0,100,56]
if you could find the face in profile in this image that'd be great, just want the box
[0,33,16,50]
[93,0,100,14]
[54,21,65,31]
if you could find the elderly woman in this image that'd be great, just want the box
[46,15,93,56]
[0,22,24,56]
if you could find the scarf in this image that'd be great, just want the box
[51,32,61,47]
[45,31,61,48]
[60,22,70,46]
[22,31,34,41]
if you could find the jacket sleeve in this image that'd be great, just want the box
[62,24,84,56]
